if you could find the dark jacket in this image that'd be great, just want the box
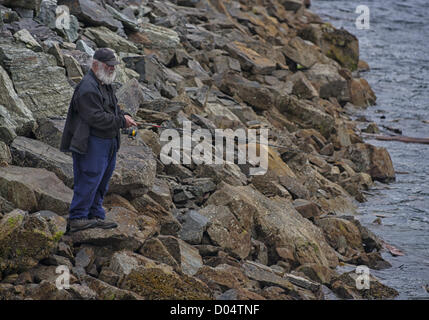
[60,69,129,154]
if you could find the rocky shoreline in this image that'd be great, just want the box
[0,0,398,300]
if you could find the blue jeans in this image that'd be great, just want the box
[69,135,117,220]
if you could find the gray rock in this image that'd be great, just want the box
[33,117,65,149]
[178,209,210,245]
[109,134,157,196]
[241,260,294,290]
[199,204,251,259]
[76,39,94,56]
[0,64,35,139]
[70,207,158,251]
[57,0,122,31]
[10,136,73,188]
[0,42,74,119]
[158,235,203,276]
[0,165,72,215]
[116,78,144,117]
[304,62,350,103]
[1,0,42,13]
[83,26,139,54]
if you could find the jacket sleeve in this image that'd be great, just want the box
[76,90,126,131]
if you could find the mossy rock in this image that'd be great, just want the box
[121,267,213,300]
[0,209,56,276]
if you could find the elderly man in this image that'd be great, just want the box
[60,48,137,233]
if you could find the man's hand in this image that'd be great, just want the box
[124,115,137,128]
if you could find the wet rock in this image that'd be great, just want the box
[10,136,73,188]
[0,165,72,214]
[348,251,392,270]
[338,143,395,183]
[362,122,380,134]
[177,209,210,245]
[0,42,73,119]
[0,209,60,276]
[33,117,65,149]
[294,263,336,285]
[70,207,159,251]
[224,41,276,75]
[315,216,364,256]
[83,26,139,53]
[57,0,122,31]
[330,271,398,299]
[279,0,303,12]
[350,77,377,107]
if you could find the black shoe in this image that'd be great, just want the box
[91,217,118,229]
[68,218,98,233]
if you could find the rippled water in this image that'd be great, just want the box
[312,0,429,299]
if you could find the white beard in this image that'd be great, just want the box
[94,66,116,85]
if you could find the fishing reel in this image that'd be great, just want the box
[121,128,138,139]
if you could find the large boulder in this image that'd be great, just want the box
[299,23,360,71]
[0,209,62,276]
[57,0,122,31]
[0,165,72,215]
[107,250,212,299]
[315,216,364,257]
[199,204,251,260]
[304,63,350,103]
[349,78,376,107]
[0,64,35,140]
[338,143,395,183]
[70,207,159,251]
[10,136,73,188]
[205,183,339,268]
[0,42,73,119]
[157,235,204,276]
